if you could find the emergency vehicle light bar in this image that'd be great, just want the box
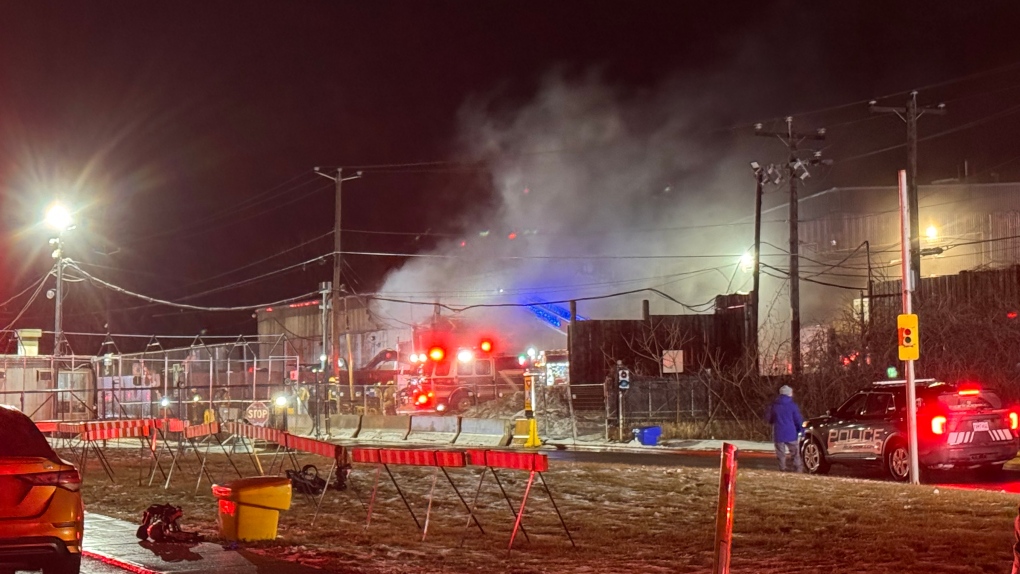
[871,378,939,386]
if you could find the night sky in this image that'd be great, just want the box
[2,1,1020,352]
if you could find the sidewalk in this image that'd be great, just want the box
[542,437,776,457]
[83,513,322,574]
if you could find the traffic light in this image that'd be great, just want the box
[897,313,919,361]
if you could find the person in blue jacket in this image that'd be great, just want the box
[767,385,804,472]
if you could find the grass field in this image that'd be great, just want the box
[74,444,1018,573]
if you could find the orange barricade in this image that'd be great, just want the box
[224,422,286,476]
[147,419,190,489]
[34,420,60,434]
[283,434,350,523]
[76,419,158,484]
[466,450,572,553]
[354,447,483,540]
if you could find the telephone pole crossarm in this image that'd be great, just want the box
[753,118,826,379]
[869,92,945,303]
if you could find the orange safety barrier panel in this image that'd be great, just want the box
[34,421,60,434]
[352,448,381,464]
[378,448,437,467]
[184,422,220,439]
[154,418,189,433]
[485,451,549,472]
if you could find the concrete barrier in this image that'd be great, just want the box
[330,415,362,440]
[286,414,314,436]
[356,415,410,443]
[454,417,512,446]
[406,416,460,444]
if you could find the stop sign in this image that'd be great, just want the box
[245,401,270,427]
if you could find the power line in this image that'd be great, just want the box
[68,261,320,312]
[367,286,716,314]
[182,232,333,290]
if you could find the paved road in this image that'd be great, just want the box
[547,448,1020,490]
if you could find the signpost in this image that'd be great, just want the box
[897,169,921,484]
[245,401,270,427]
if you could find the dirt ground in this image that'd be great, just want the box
[72,442,1018,574]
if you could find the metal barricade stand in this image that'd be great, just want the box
[147,418,190,488]
[352,447,484,541]
[463,450,574,554]
[282,434,349,525]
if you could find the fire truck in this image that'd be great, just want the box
[395,339,525,414]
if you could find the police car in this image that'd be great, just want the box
[799,379,1019,481]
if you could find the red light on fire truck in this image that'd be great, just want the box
[479,339,493,353]
[428,346,446,362]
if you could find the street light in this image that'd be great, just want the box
[45,203,74,356]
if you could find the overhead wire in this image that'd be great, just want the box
[68,261,321,312]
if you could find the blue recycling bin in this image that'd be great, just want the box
[633,426,662,446]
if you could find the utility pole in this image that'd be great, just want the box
[313,167,362,410]
[332,168,343,399]
[755,118,825,379]
[749,163,766,374]
[869,92,945,297]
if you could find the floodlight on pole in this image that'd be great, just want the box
[45,203,73,232]
[45,203,74,357]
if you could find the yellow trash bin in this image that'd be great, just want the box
[212,476,292,541]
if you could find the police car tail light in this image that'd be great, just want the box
[931,415,947,435]
[1009,411,1019,431]
[958,388,980,396]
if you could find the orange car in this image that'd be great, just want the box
[0,405,83,574]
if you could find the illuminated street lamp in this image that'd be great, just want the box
[925,224,938,242]
[45,203,74,356]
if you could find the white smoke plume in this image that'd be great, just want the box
[375,72,780,351]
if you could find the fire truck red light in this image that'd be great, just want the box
[508,232,517,240]
[480,340,493,352]
[428,347,445,361]
[1009,311,1018,319]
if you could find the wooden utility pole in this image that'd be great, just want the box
[869,92,945,298]
[755,118,825,378]
[313,166,362,405]
[332,168,343,395]
[750,164,765,374]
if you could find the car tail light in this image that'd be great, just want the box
[20,470,82,492]
[931,415,947,435]
[958,389,980,396]
[1010,412,1019,431]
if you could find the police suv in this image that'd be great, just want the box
[799,379,1019,480]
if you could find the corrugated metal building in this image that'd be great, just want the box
[798,182,1020,277]
[255,296,411,368]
